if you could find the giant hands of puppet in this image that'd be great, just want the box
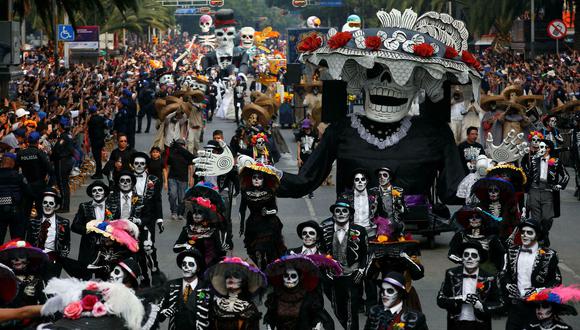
[486,129,529,163]
[193,141,235,177]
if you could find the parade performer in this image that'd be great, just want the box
[206,257,265,330]
[369,167,406,232]
[320,199,368,330]
[500,219,562,330]
[248,134,277,166]
[523,285,580,330]
[340,168,379,236]
[158,249,212,330]
[107,171,144,226]
[239,163,286,270]
[456,155,492,202]
[265,254,334,330]
[523,139,569,247]
[365,271,428,330]
[286,220,324,255]
[437,241,502,330]
[540,115,564,151]
[26,189,70,280]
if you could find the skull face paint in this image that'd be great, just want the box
[42,195,57,216]
[11,257,28,271]
[353,173,367,192]
[537,142,548,157]
[468,214,482,229]
[377,170,391,187]
[92,186,106,203]
[301,226,318,247]
[199,15,213,33]
[535,302,553,321]
[255,138,266,151]
[133,157,147,175]
[181,256,198,278]
[109,265,125,283]
[118,175,133,193]
[283,268,299,289]
[548,117,557,128]
[190,207,205,226]
[248,113,258,126]
[333,206,350,224]
[225,271,243,292]
[240,27,255,49]
[381,282,400,308]
[462,247,480,271]
[520,226,537,247]
[488,185,500,201]
[252,173,264,188]
[530,135,542,149]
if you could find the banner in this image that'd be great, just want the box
[74,26,99,42]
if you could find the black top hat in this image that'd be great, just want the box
[130,152,150,165]
[377,271,407,296]
[86,180,110,198]
[115,170,136,186]
[540,139,555,151]
[541,114,556,127]
[176,248,206,274]
[459,241,488,263]
[214,9,237,28]
[205,140,223,150]
[329,198,355,216]
[42,188,62,205]
[375,167,395,180]
[117,257,141,287]
[296,220,323,240]
[517,218,544,240]
[350,168,370,185]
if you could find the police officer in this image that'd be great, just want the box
[51,117,75,213]
[0,153,29,242]
[16,131,54,218]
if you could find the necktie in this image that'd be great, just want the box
[183,284,192,303]
[122,195,131,219]
[521,248,533,254]
[38,220,51,249]
[463,274,477,279]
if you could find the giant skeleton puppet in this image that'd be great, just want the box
[198,14,217,52]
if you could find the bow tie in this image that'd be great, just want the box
[463,274,477,279]
[336,228,347,232]
[93,203,104,209]
[521,248,534,253]
[136,173,146,178]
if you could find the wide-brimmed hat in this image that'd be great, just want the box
[501,85,524,99]
[453,206,488,231]
[526,285,580,316]
[498,100,526,115]
[266,254,320,292]
[242,102,271,127]
[329,198,355,215]
[173,88,205,103]
[459,240,488,263]
[470,177,515,203]
[176,248,206,274]
[86,220,140,253]
[480,95,506,111]
[551,100,580,114]
[0,240,48,274]
[296,220,323,239]
[130,151,150,165]
[86,180,110,198]
[116,257,141,286]
[184,196,220,224]
[186,182,226,214]
[516,94,544,106]
[486,163,527,192]
[297,8,481,96]
[376,271,407,297]
[206,257,266,296]
[0,263,18,305]
[240,163,281,190]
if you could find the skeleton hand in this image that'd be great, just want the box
[231,298,248,313]
[24,284,36,297]
[449,254,462,263]
[313,322,323,330]
[553,185,562,191]
[237,155,255,170]
[353,269,364,284]
[486,130,528,163]
[466,294,484,311]
[193,144,235,177]
[506,284,520,298]
[161,308,176,318]
[157,219,165,233]
[131,217,142,226]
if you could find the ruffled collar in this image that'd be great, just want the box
[350,114,412,149]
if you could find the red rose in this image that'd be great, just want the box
[461,51,482,70]
[444,46,458,59]
[413,43,435,57]
[365,36,382,51]
[297,33,322,53]
[81,294,99,311]
[147,180,154,189]
[63,301,83,319]
[327,31,352,49]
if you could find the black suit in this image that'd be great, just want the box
[201,47,249,78]
[437,266,502,330]
[158,278,212,330]
[88,114,108,176]
[71,201,112,265]
[364,305,428,330]
[26,215,71,280]
[103,148,136,188]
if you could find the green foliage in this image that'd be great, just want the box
[225,0,302,32]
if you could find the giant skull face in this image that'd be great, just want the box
[536,302,553,321]
[118,175,133,193]
[537,142,548,157]
[283,268,299,289]
[42,195,58,216]
[353,173,367,192]
[216,26,236,50]
[181,256,198,278]
[109,265,125,284]
[301,226,318,247]
[133,156,147,175]
[199,15,213,33]
[333,206,351,224]
[462,247,480,271]
[520,226,537,247]
[91,186,106,203]
[381,282,400,308]
[240,27,255,49]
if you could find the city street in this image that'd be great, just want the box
[64,117,580,329]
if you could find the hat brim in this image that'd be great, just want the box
[486,164,527,190]
[471,177,515,202]
[516,95,544,105]
[266,255,320,291]
[296,220,323,239]
[551,100,580,114]
[242,104,270,127]
[0,263,18,305]
[86,181,111,197]
[51,315,128,329]
[207,260,266,296]
[0,247,49,274]
[453,207,485,230]
[329,203,355,215]
[480,95,506,111]
[187,185,226,214]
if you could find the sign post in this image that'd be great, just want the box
[546,19,567,55]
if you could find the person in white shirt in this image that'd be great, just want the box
[287,220,323,255]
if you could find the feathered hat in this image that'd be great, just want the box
[0,240,49,274]
[205,257,266,296]
[86,220,140,253]
[526,285,580,316]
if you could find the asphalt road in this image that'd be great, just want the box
[60,117,580,329]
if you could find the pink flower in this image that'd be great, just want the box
[92,302,107,317]
[86,282,99,291]
[548,158,556,166]
[147,180,154,189]
[63,301,83,320]
[81,294,99,311]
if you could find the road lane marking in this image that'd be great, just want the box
[305,197,316,219]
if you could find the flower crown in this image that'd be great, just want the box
[251,132,269,145]
[528,130,545,141]
[192,197,217,212]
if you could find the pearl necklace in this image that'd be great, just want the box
[350,114,412,149]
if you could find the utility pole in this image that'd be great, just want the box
[530,0,535,56]
[53,0,59,71]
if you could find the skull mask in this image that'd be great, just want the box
[133,157,147,175]
[240,27,255,49]
[181,256,198,278]
[520,226,537,247]
[333,206,350,224]
[252,173,264,188]
[225,271,243,292]
[381,282,400,308]
[199,15,213,33]
[377,169,391,187]
[537,142,548,157]
[462,247,480,271]
[488,185,500,201]
[248,113,258,126]
[306,16,321,28]
[109,265,125,284]
[215,26,236,68]
[11,257,28,272]
[92,186,106,203]
[353,173,367,192]
[255,138,266,151]
[548,117,557,128]
[283,268,299,289]
[42,195,58,217]
[118,175,133,193]
[530,135,542,149]
[468,214,482,229]
[301,226,318,247]
[536,302,553,321]
[190,207,205,226]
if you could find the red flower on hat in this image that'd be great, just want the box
[63,301,83,319]
[444,46,458,59]
[461,51,482,70]
[327,32,352,49]
[81,294,99,311]
[297,33,323,53]
[365,36,382,51]
[413,43,435,57]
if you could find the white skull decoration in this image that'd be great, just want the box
[537,141,548,157]
[353,173,367,192]
[110,265,125,283]
[548,117,557,128]
[181,256,198,278]
[240,27,255,49]
[42,195,58,216]
[159,74,174,86]
[306,16,321,28]
[199,15,213,33]
[462,247,480,271]
[133,156,147,175]
[301,226,318,247]
[255,137,266,151]
[520,226,537,247]
[283,268,299,288]
[381,282,399,308]
[216,26,236,52]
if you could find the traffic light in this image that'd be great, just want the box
[152,36,158,45]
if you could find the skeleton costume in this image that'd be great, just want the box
[206,257,265,330]
[198,14,217,53]
[540,115,564,152]
[369,167,406,232]
[500,219,562,330]
[286,220,324,255]
[340,168,379,238]
[523,285,580,330]
[239,163,286,270]
[437,241,503,330]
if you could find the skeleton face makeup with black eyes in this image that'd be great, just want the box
[537,142,548,157]
[283,268,299,288]
[92,186,106,203]
[530,135,542,149]
[181,256,198,278]
[11,257,28,271]
[248,113,258,126]
[378,170,391,187]
[252,173,264,188]
[520,226,537,247]
[488,185,500,201]
[333,206,350,224]
[225,271,243,291]
[548,117,557,128]
[240,27,255,49]
[109,265,125,284]
[42,195,57,216]
[462,248,480,271]
[255,138,266,151]
[381,282,400,308]
[353,173,367,192]
[216,26,236,50]
[469,215,482,229]
[536,302,553,321]
[133,157,147,175]
[191,207,204,225]
[119,175,133,192]
[301,226,317,247]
